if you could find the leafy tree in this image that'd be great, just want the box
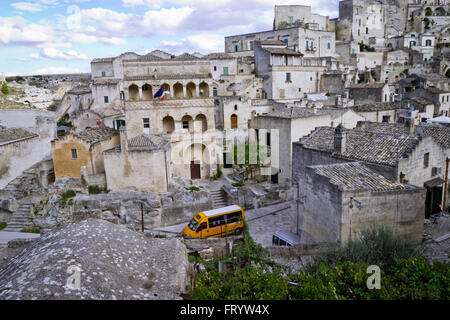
[1,82,9,95]
[233,139,269,180]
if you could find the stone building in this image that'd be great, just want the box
[103,127,171,194]
[349,102,404,123]
[0,110,56,189]
[225,5,336,59]
[404,87,450,116]
[347,82,393,104]
[251,105,364,184]
[51,127,119,179]
[292,161,425,244]
[354,120,450,216]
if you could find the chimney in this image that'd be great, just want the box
[405,104,415,136]
[334,124,346,154]
[120,126,128,153]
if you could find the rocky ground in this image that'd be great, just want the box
[0,219,189,300]
[421,214,450,263]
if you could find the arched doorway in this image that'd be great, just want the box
[230,114,238,129]
[129,84,139,101]
[163,116,175,134]
[186,82,196,99]
[195,114,208,132]
[142,84,152,100]
[184,144,210,180]
[199,82,209,98]
[173,83,183,99]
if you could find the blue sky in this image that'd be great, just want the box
[0,0,339,76]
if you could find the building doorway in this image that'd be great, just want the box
[425,185,443,219]
[190,161,201,180]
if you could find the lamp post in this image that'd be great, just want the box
[443,157,449,214]
[291,178,304,236]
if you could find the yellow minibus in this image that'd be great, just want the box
[183,205,246,238]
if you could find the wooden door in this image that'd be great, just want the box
[190,161,201,180]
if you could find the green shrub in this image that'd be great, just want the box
[88,185,105,195]
[21,227,41,234]
[1,82,9,95]
[308,225,419,271]
[0,222,6,230]
[59,190,76,206]
[190,223,449,300]
[185,186,203,192]
[232,181,245,187]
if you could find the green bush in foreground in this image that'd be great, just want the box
[0,222,6,230]
[191,225,449,300]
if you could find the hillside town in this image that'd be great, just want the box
[0,1,449,301]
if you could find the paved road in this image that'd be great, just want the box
[0,231,40,248]
[152,201,293,248]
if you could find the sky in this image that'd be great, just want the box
[0,0,339,76]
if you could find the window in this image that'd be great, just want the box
[283,39,289,46]
[366,27,369,34]
[286,72,291,81]
[213,66,217,71]
[234,45,239,52]
[289,16,293,23]
[352,48,356,54]
[266,132,271,146]
[310,41,314,50]
[382,115,390,122]
[225,211,243,224]
[234,104,238,111]
[213,87,218,97]
[196,222,207,232]
[249,41,254,50]
[113,119,126,130]
[306,40,309,50]
[101,71,106,77]
[143,118,150,134]
[239,69,244,73]
[327,42,331,49]
[223,67,229,75]
[71,149,78,159]
[183,121,189,129]
[424,152,430,168]
[279,89,285,98]
[104,96,109,103]
[356,8,359,15]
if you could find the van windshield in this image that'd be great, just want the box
[188,219,199,231]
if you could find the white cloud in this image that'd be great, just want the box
[30,66,82,75]
[40,47,89,60]
[0,17,54,46]
[11,2,43,12]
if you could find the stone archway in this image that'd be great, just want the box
[183,143,211,180]
[181,115,194,133]
[230,114,238,129]
[195,114,208,132]
[199,82,209,98]
[163,116,175,134]
[173,83,183,99]
[142,84,152,100]
[129,84,139,101]
[186,82,196,99]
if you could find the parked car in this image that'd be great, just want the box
[272,230,302,247]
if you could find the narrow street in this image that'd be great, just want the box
[151,201,293,248]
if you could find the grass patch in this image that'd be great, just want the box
[185,186,204,192]
[0,222,6,230]
[21,227,41,234]
[88,185,109,195]
[232,181,245,187]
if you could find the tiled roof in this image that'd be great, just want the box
[260,107,347,120]
[202,53,235,60]
[263,47,304,56]
[408,97,435,105]
[70,127,118,146]
[127,134,169,151]
[356,121,450,150]
[227,79,252,92]
[300,127,419,166]
[310,162,410,192]
[347,82,386,89]
[67,86,92,95]
[350,102,401,112]
[91,57,114,63]
[173,53,201,60]
[0,127,38,145]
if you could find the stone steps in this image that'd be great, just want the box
[211,190,227,208]
[3,204,34,232]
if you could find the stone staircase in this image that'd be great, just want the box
[3,203,34,232]
[210,189,227,208]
